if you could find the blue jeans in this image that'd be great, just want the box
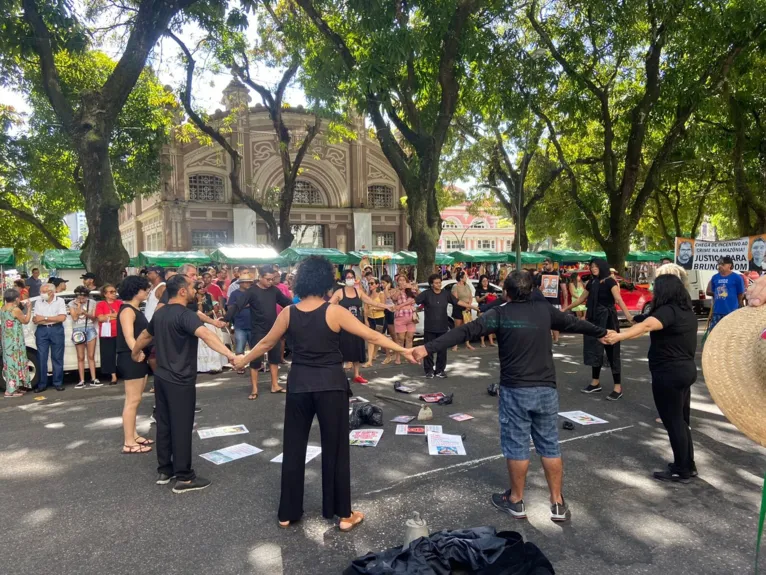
[234,328,251,355]
[499,385,560,460]
[36,324,65,390]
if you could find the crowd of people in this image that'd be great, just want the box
[1,253,763,529]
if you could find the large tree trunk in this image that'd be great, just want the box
[515,206,530,252]
[406,175,441,279]
[78,136,129,284]
[602,236,630,275]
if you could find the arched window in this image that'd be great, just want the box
[470,219,488,229]
[367,185,394,209]
[293,181,325,205]
[442,218,460,229]
[188,174,224,202]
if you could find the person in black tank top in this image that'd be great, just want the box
[116,276,153,455]
[329,270,391,385]
[233,256,413,531]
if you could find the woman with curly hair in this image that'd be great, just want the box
[117,275,153,454]
[233,256,414,531]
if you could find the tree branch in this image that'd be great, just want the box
[384,97,422,147]
[0,197,67,249]
[652,193,674,248]
[293,0,357,71]
[21,0,75,130]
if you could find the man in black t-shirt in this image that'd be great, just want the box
[224,265,293,397]
[133,275,239,494]
[415,273,476,378]
[412,271,609,523]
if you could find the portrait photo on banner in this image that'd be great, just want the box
[749,235,766,274]
[675,238,695,270]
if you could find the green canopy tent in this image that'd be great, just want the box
[42,249,85,270]
[210,245,287,266]
[128,256,139,267]
[0,248,15,267]
[448,250,506,263]
[539,249,600,263]
[280,247,360,265]
[500,252,548,265]
[393,251,455,265]
[348,250,404,263]
[626,250,675,262]
[138,251,210,268]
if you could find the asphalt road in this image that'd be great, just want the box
[1,329,763,575]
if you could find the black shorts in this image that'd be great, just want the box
[249,330,280,369]
[367,316,384,331]
[117,351,149,380]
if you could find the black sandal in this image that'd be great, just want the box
[122,444,152,454]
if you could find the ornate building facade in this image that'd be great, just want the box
[119,79,408,256]
[437,203,516,252]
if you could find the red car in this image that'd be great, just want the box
[566,271,654,316]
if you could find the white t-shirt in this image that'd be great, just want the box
[144,282,165,323]
[68,299,96,328]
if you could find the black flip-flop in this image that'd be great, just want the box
[248,393,259,400]
[271,388,287,394]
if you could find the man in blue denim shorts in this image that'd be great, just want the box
[414,270,609,522]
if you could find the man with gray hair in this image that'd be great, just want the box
[412,270,609,523]
[33,283,68,392]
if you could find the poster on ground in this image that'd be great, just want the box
[200,443,262,465]
[427,433,467,455]
[558,411,608,425]
[270,446,321,464]
[396,424,442,436]
[675,235,766,274]
[449,413,475,422]
[391,415,416,423]
[349,429,384,447]
[197,424,249,439]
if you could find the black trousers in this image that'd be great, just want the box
[423,331,447,375]
[154,376,197,481]
[591,344,621,384]
[652,368,696,475]
[279,390,351,522]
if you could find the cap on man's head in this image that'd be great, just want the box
[48,277,67,287]
[146,265,164,274]
[80,272,96,280]
[718,256,734,265]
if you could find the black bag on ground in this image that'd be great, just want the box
[349,404,363,430]
[343,526,554,574]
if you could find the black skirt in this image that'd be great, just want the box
[99,337,118,376]
[339,329,366,363]
[583,305,621,371]
[117,351,149,380]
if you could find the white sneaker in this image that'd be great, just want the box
[74,381,86,389]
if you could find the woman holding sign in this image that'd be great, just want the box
[96,284,123,385]
[564,259,634,400]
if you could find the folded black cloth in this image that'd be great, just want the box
[343,526,554,575]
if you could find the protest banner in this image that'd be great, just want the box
[675,235,766,273]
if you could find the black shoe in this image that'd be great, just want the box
[550,498,571,522]
[108,380,118,386]
[668,463,698,478]
[34,387,46,393]
[424,372,434,379]
[581,385,602,394]
[435,372,447,379]
[491,490,527,519]
[653,469,690,484]
[54,386,65,392]
[172,476,211,494]
[194,406,202,413]
[156,473,175,485]
[606,391,623,401]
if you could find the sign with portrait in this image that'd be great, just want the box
[540,274,560,299]
[675,235,766,273]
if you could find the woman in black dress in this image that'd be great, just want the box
[233,256,413,531]
[563,259,634,400]
[330,270,390,384]
[604,275,699,482]
[117,275,152,454]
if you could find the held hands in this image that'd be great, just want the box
[212,319,227,329]
[411,345,429,362]
[401,348,420,364]
[601,330,621,345]
[232,354,248,371]
[132,350,145,363]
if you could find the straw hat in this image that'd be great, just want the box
[701,305,766,447]
[238,269,255,282]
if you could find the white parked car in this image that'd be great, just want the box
[0,291,233,391]
[413,279,503,337]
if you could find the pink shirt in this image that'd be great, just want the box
[276,282,291,314]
